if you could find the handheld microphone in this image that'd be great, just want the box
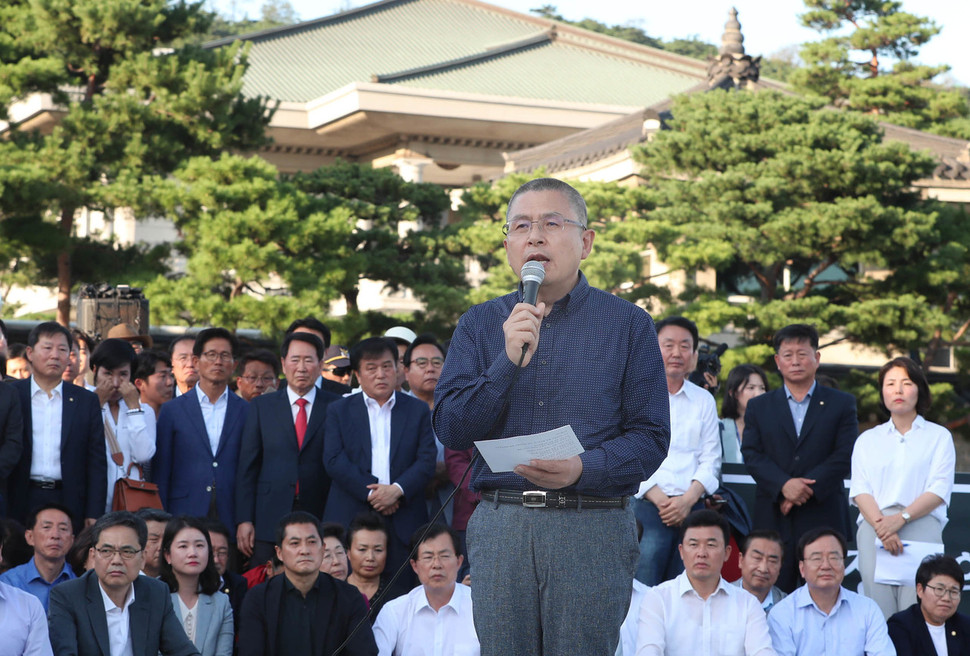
[520,261,545,306]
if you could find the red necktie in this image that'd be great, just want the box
[295,398,308,497]
[295,398,308,450]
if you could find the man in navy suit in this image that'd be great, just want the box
[236,332,340,565]
[741,324,858,592]
[48,511,199,656]
[323,337,437,580]
[8,322,105,532]
[153,328,249,532]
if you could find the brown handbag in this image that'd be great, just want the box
[105,415,164,512]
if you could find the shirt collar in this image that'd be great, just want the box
[195,383,229,406]
[794,584,847,614]
[416,583,462,615]
[30,377,63,399]
[23,557,73,584]
[517,271,590,311]
[98,579,136,612]
[784,381,817,402]
[286,385,317,407]
[362,389,396,411]
[675,571,729,599]
[885,414,926,437]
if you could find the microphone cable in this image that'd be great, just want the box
[333,345,530,655]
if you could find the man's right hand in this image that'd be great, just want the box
[781,477,816,505]
[237,522,255,557]
[503,302,545,367]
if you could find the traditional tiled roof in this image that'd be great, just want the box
[209,0,712,106]
[880,123,970,180]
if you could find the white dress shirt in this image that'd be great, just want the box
[849,415,955,527]
[636,572,776,656]
[363,390,396,486]
[98,580,135,656]
[638,380,721,498]
[616,579,649,656]
[767,585,895,656]
[373,583,479,656]
[286,385,317,428]
[103,399,157,512]
[0,580,52,656]
[28,378,63,481]
[196,385,229,456]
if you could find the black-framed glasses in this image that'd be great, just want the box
[95,546,143,560]
[502,216,586,237]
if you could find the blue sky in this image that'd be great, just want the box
[210,0,968,86]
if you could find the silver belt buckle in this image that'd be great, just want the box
[522,491,547,508]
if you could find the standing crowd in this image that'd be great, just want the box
[0,176,965,656]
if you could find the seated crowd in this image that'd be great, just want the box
[0,315,965,656]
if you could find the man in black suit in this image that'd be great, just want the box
[48,511,199,656]
[236,332,340,565]
[207,520,248,623]
[0,380,24,515]
[741,324,858,592]
[889,554,970,655]
[8,322,105,531]
[238,511,376,656]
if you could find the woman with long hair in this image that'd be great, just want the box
[159,516,234,656]
[719,364,768,463]
[850,357,955,619]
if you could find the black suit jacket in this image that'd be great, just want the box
[9,377,106,528]
[235,386,340,542]
[220,569,248,626]
[238,572,376,656]
[0,381,24,495]
[889,603,970,655]
[48,570,200,656]
[741,384,858,538]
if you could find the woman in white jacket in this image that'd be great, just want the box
[91,338,156,512]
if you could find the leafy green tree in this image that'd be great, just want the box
[0,0,272,324]
[146,156,466,340]
[791,0,970,137]
[633,90,951,357]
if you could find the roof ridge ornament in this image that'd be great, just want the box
[707,7,761,90]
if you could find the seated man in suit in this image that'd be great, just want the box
[8,322,106,532]
[154,328,249,534]
[741,324,858,592]
[323,337,437,582]
[734,529,787,613]
[206,520,248,623]
[236,332,340,566]
[48,510,200,656]
[888,553,970,655]
[238,511,376,656]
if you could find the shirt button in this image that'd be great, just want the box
[541,360,546,365]
[213,462,219,467]
[538,401,543,406]
[545,323,551,328]
[206,486,212,492]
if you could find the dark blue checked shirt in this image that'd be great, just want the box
[433,273,669,497]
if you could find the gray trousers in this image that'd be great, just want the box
[856,507,943,619]
[468,499,639,656]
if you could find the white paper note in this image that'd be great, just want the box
[873,539,944,586]
[474,425,585,473]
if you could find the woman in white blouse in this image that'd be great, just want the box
[90,338,156,512]
[160,515,234,656]
[850,356,955,619]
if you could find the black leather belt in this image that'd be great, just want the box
[487,489,627,509]
[29,479,63,490]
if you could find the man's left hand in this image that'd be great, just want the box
[367,484,403,512]
[658,495,694,527]
[513,456,583,489]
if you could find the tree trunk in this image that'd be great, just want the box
[56,205,75,326]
